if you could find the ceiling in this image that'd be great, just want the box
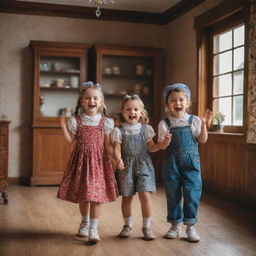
[16,0,183,13]
[0,0,206,24]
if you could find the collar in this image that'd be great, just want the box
[122,122,141,130]
[81,113,101,122]
[168,112,190,122]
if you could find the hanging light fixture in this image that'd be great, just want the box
[89,0,115,17]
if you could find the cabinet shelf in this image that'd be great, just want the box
[40,70,80,75]
[102,74,153,80]
[40,87,79,91]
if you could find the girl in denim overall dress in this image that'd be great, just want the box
[158,83,212,242]
[112,95,159,240]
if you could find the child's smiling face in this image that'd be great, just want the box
[166,91,190,118]
[81,87,102,116]
[122,99,142,125]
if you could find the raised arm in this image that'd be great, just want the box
[60,116,74,144]
[197,109,213,144]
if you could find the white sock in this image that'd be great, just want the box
[143,217,151,228]
[82,215,89,223]
[90,218,98,230]
[124,216,132,227]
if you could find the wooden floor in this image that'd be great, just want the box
[0,185,256,256]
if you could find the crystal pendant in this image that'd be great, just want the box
[96,6,101,17]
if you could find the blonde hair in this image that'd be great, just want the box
[118,94,149,124]
[74,82,107,116]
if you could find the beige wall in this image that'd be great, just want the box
[165,0,226,112]
[0,13,167,178]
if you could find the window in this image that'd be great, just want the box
[212,24,245,127]
[195,0,249,134]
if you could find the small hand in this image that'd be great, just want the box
[117,159,125,170]
[201,109,213,129]
[60,115,67,129]
[163,133,172,146]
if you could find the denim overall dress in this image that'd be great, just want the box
[116,124,156,197]
[162,115,202,225]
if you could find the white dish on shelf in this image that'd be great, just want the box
[40,83,51,88]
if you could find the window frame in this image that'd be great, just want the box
[210,19,245,133]
[194,0,250,135]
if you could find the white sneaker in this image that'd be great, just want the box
[118,225,132,238]
[164,223,181,239]
[186,225,200,242]
[142,227,156,240]
[89,228,100,243]
[77,221,89,237]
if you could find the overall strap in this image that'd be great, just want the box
[165,118,171,129]
[98,116,105,128]
[120,126,125,136]
[140,123,146,135]
[188,115,194,125]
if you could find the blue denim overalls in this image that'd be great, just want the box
[116,124,156,197]
[162,115,202,225]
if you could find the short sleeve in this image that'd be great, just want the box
[67,117,78,135]
[111,127,122,144]
[145,125,156,142]
[192,115,202,138]
[104,118,114,134]
[158,119,169,142]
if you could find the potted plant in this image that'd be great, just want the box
[212,112,225,132]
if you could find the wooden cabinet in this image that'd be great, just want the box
[94,45,164,181]
[0,121,10,204]
[30,41,90,185]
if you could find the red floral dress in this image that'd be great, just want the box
[57,116,118,203]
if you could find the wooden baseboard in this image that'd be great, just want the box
[8,177,30,186]
[203,179,256,212]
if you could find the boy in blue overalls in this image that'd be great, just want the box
[157,83,212,242]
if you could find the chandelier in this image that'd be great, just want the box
[89,0,115,17]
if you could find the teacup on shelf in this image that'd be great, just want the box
[112,66,120,75]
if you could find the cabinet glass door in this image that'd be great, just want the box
[39,56,80,117]
[101,55,154,116]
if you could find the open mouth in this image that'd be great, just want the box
[88,103,96,109]
[128,115,136,120]
[175,107,183,112]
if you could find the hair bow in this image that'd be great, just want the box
[83,81,102,89]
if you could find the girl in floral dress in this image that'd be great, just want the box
[57,81,118,243]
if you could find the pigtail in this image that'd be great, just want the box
[74,97,82,116]
[140,109,149,124]
[102,104,107,117]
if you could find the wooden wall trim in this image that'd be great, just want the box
[163,0,206,24]
[194,0,250,29]
[0,0,205,25]
[8,177,30,186]
[203,180,256,212]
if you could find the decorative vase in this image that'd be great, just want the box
[213,124,224,132]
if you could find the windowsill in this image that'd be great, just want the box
[207,131,246,144]
[208,131,244,136]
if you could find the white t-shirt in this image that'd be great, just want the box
[158,113,202,142]
[112,122,156,144]
[68,113,114,135]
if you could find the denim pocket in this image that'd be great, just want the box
[188,149,200,171]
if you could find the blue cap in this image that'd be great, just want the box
[163,83,191,102]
